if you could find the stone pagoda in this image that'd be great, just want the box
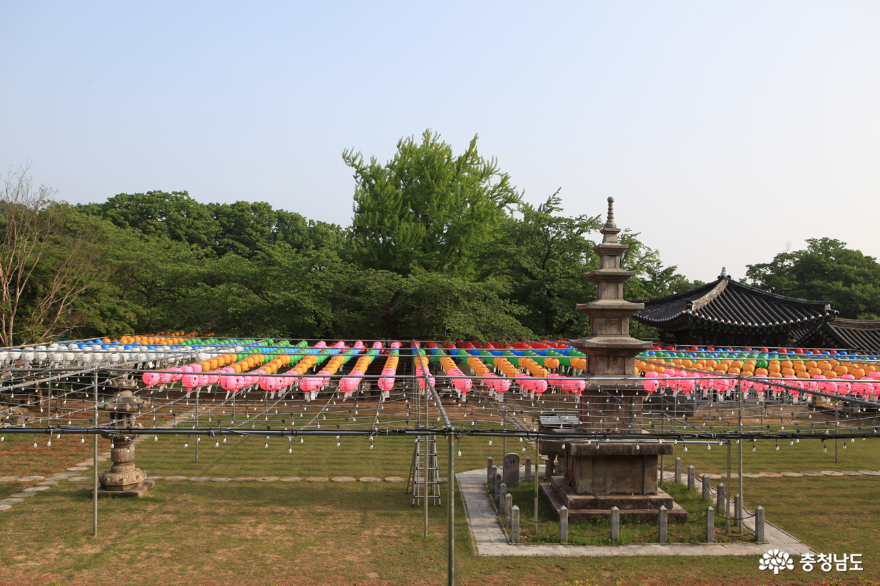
[541,197,686,522]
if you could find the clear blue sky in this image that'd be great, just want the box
[2,1,878,283]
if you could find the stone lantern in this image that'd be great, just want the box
[96,380,154,497]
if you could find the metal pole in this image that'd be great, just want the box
[447,432,455,586]
[534,437,540,534]
[737,376,743,533]
[195,390,199,464]
[502,413,507,459]
[835,400,839,463]
[93,368,99,537]
[726,439,731,534]
[424,381,429,538]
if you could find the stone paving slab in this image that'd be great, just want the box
[67,477,89,482]
[146,477,164,481]
[821,471,844,477]
[780,472,803,477]
[23,486,50,492]
[384,477,405,482]
[166,476,188,481]
[67,467,89,472]
[35,480,58,486]
[0,504,11,511]
[841,471,863,476]
[257,477,279,482]
[332,476,356,482]
[18,476,44,482]
[359,477,382,482]
[306,477,328,482]
[0,477,18,482]
[233,477,255,482]
[280,477,302,482]
[458,469,815,557]
[9,493,36,498]
[189,477,210,482]
[860,471,880,476]
[802,472,823,477]
[759,472,782,478]
[211,478,232,482]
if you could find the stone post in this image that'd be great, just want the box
[494,472,501,500]
[658,505,668,544]
[687,465,695,490]
[716,483,726,515]
[511,506,520,544]
[610,506,620,545]
[674,457,682,483]
[560,506,569,544]
[755,506,765,542]
[498,482,506,506]
[706,507,715,543]
[701,474,711,501]
[503,453,520,488]
[505,493,513,528]
[490,465,498,488]
[525,457,532,482]
[487,457,494,485]
[734,493,742,530]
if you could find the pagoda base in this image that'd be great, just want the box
[542,478,688,522]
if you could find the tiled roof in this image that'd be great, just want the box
[634,276,837,332]
[821,318,880,354]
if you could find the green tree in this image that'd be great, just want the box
[483,191,602,337]
[746,238,880,319]
[343,130,522,276]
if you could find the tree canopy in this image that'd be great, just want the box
[7,131,705,343]
[746,238,880,320]
[343,130,521,276]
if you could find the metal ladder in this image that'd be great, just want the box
[407,437,441,506]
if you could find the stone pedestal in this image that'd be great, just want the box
[543,441,687,522]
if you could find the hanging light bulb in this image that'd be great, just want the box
[458,448,462,457]
[47,439,52,447]
[843,442,848,450]
[223,436,227,443]
[299,437,304,444]
[684,445,688,452]
[184,442,189,448]
[215,440,219,447]
[489,439,493,446]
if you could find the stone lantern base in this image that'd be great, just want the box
[95,433,154,498]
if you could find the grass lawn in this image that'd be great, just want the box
[2,426,880,586]
[1,392,880,586]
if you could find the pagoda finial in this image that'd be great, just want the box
[719,266,728,279]
[605,197,616,229]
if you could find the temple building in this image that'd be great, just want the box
[793,318,880,354]
[633,269,838,348]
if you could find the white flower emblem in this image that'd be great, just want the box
[759,549,794,574]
